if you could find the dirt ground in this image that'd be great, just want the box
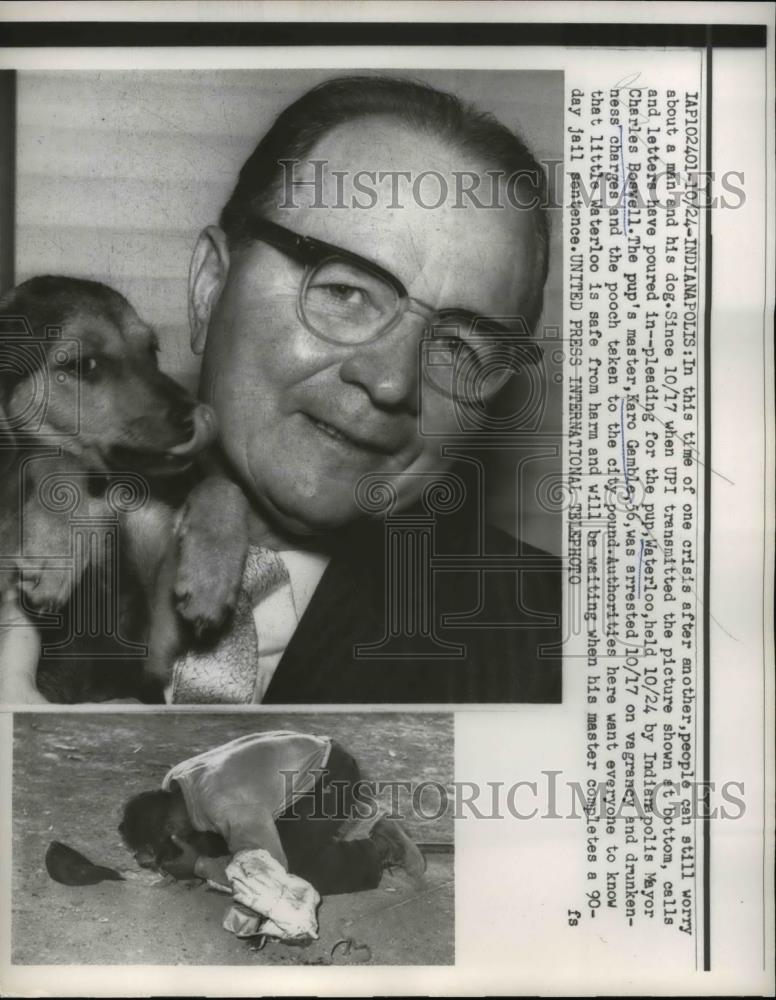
[12,712,454,966]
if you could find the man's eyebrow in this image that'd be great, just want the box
[432,307,511,328]
[428,305,475,318]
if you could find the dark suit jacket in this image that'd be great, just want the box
[35,495,561,705]
[263,512,562,705]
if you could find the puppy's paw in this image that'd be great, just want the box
[174,524,246,635]
[171,476,248,636]
[19,565,74,613]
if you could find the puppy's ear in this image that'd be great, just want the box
[188,226,230,356]
[0,286,22,432]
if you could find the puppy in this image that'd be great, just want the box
[0,275,248,702]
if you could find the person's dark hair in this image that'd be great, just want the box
[219,74,550,332]
[118,789,178,862]
[119,789,229,867]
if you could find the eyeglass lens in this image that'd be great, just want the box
[301,254,519,402]
[302,256,400,343]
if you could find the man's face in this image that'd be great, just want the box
[193,119,539,538]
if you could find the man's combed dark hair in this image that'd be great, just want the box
[219,74,550,332]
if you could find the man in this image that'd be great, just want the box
[2,74,561,704]
[172,74,562,704]
[119,730,425,902]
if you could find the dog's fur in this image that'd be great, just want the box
[0,276,247,702]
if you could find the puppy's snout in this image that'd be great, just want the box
[168,402,217,457]
[167,403,196,436]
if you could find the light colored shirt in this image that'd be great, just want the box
[162,731,333,869]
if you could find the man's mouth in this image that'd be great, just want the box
[311,417,351,445]
[306,414,395,456]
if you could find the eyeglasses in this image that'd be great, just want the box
[244,217,541,404]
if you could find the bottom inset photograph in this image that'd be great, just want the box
[12,712,453,966]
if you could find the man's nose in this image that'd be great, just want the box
[338,315,423,412]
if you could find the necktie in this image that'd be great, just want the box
[170,547,291,704]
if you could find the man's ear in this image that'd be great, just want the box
[188,226,231,356]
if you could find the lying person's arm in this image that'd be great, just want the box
[193,853,231,887]
[218,800,288,867]
[161,836,233,887]
[162,803,287,885]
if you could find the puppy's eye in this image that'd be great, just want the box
[60,356,98,378]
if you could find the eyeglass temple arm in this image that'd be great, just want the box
[244,217,409,295]
[244,217,317,261]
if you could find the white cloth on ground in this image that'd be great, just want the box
[216,848,321,941]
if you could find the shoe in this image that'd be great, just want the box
[369,817,426,883]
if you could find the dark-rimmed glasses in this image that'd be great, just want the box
[244,217,540,403]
